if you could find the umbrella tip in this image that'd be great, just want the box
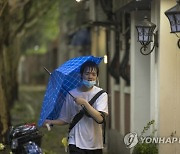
[43,67,51,75]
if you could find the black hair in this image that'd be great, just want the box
[80,61,99,76]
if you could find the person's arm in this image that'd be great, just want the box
[74,97,104,123]
[44,119,68,126]
[44,94,72,127]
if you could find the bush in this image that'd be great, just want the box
[132,120,158,154]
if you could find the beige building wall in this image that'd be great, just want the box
[159,0,180,153]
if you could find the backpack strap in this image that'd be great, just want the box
[68,90,105,133]
[89,90,106,105]
[83,90,106,118]
[99,111,106,144]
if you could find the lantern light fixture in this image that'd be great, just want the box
[136,16,158,55]
[165,0,180,48]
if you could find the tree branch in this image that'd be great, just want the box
[11,0,55,41]
[0,0,8,17]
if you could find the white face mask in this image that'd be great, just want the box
[82,79,96,88]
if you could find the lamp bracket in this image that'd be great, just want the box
[177,39,180,49]
[140,45,155,55]
[154,30,159,48]
[174,33,180,49]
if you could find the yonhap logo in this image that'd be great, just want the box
[124,132,139,148]
[124,132,180,149]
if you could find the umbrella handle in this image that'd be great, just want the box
[45,123,51,131]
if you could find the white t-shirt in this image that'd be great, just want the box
[59,86,108,150]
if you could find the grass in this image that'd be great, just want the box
[10,85,68,154]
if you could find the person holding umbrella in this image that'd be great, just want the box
[44,60,108,154]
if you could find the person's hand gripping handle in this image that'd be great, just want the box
[45,123,51,131]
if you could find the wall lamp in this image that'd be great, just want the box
[136,16,158,55]
[165,0,180,48]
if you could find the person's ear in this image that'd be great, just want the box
[96,77,99,86]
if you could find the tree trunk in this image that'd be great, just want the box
[0,52,10,143]
[0,1,11,143]
[4,38,20,107]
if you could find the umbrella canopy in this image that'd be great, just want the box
[38,55,103,127]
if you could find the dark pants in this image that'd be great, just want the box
[69,144,103,154]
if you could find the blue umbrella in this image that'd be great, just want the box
[38,55,103,127]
